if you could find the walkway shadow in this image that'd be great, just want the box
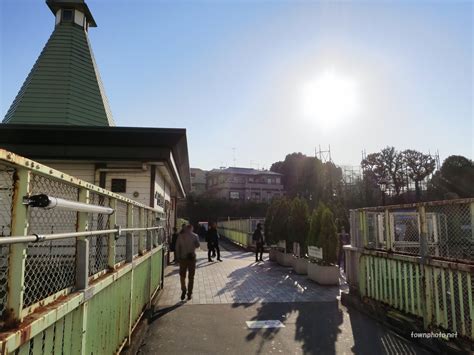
[149,302,184,323]
[242,301,344,355]
[213,259,424,354]
[209,258,343,354]
[347,307,427,354]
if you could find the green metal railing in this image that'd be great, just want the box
[217,218,264,247]
[0,149,165,354]
[351,199,474,341]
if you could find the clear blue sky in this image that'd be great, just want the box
[1,0,472,170]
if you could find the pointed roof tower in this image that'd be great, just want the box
[3,0,114,126]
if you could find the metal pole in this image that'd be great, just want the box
[126,205,134,263]
[25,194,114,215]
[0,227,161,245]
[418,205,432,329]
[7,167,30,323]
[76,189,89,291]
[108,198,117,269]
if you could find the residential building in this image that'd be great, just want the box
[190,168,207,196]
[206,167,284,201]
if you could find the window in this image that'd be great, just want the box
[276,177,281,184]
[111,179,126,193]
[248,177,254,183]
[229,191,240,200]
[267,178,272,184]
[62,9,74,22]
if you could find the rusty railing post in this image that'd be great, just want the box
[126,205,134,262]
[146,210,152,251]
[139,207,145,254]
[418,205,432,329]
[126,203,134,346]
[76,189,89,290]
[7,167,30,324]
[108,198,117,269]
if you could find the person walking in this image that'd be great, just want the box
[206,222,222,262]
[170,227,179,263]
[252,223,264,262]
[175,224,200,300]
[338,226,350,271]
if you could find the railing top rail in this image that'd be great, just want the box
[349,197,474,212]
[0,226,163,245]
[0,148,160,212]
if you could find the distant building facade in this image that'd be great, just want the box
[190,168,207,195]
[206,167,284,201]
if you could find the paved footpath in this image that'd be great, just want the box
[138,240,429,355]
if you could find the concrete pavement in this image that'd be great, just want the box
[138,240,429,355]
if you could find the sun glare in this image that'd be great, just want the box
[301,69,359,130]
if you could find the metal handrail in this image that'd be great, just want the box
[0,226,163,245]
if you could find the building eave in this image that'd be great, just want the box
[0,124,191,194]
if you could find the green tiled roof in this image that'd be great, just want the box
[3,22,114,126]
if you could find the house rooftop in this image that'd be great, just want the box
[208,167,282,176]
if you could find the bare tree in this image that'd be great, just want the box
[361,152,386,184]
[380,147,405,196]
[402,149,436,201]
[362,147,405,197]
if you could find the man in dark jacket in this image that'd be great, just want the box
[170,227,179,263]
[206,222,222,262]
[253,223,264,262]
[175,225,200,300]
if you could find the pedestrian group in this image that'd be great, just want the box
[169,221,265,302]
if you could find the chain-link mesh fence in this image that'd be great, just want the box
[0,153,164,329]
[351,200,473,263]
[425,203,472,261]
[355,199,474,341]
[115,201,127,263]
[88,193,110,276]
[24,174,78,307]
[0,165,14,319]
[392,212,421,254]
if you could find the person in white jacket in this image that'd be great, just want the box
[175,224,200,300]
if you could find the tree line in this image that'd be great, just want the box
[179,148,473,226]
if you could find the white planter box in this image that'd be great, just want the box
[293,258,309,275]
[307,263,339,285]
[269,248,278,262]
[281,253,294,267]
[276,250,285,265]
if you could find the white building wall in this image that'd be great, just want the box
[45,163,95,183]
[39,164,176,217]
[104,170,151,207]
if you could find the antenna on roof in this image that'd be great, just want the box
[232,147,236,167]
[316,145,332,163]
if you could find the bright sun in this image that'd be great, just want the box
[301,69,359,130]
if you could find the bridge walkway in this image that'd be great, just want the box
[137,239,428,354]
